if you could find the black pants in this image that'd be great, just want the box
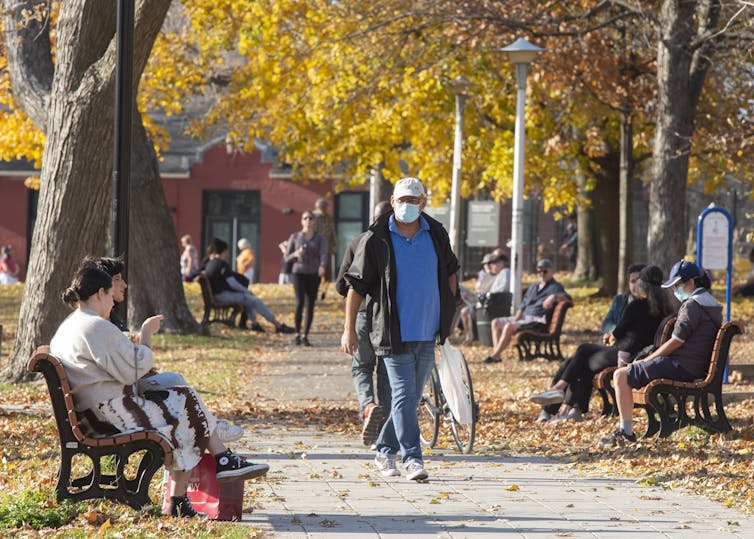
[292,273,320,336]
[545,343,618,414]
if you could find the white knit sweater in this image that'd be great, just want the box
[50,307,154,412]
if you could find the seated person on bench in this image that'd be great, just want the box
[81,255,244,444]
[460,251,510,344]
[483,259,570,364]
[50,264,269,518]
[601,260,721,446]
[204,238,294,334]
[527,265,673,422]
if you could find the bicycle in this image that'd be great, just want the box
[418,350,479,454]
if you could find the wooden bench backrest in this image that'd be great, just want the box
[27,346,88,445]
[656,314,677,347]
[546,300,573,336]
[196,273,215,305]
[700,321,743,387]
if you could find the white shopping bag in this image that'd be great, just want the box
[437,341,473,425]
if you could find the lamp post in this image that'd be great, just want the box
[449,76,473,267]
[500,37,544,313]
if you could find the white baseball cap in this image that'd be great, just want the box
[393,177,425,199]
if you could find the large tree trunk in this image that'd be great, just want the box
[128,113,199,332]
[593,155,620,295]
[1,0,172,382]
[647,0,719,270]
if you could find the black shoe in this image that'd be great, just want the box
[249,322,265,333]
[276,323,295,334]
[599,428,637,447]
[294,335,302,345]
[238,313,248,329]
[168,495,206,518]
[302,337,312,347]
[215,449,269,482]
[483,355,501,364]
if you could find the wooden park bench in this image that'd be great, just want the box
[28,347,173,510]
[511,299,573,362]
[594,315,677,417]
[632,321,743,439]
[196,273,244,334]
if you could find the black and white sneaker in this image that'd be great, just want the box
[215,450,269,482]
[168,495,206,518]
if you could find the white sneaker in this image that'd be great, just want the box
[528,388,565,406]
[215,419,244,443]
[405,460,428,481]
[374,455,400,477]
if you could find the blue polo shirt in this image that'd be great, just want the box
[388,215,440,342]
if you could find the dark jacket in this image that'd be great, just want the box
[345,212,459,356]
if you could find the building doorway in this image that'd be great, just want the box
[202,190,261,282]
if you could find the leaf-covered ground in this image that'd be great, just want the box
[0,275,753,536]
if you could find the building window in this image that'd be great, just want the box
[334,192,368,269]
[202,190,261,282]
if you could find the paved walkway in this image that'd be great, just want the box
[233,322,754,538]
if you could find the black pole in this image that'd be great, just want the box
[112,0,134,321]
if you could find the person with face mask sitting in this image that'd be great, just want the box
[341,177,459,482]
[601,260,722,446]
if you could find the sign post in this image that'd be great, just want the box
[696,203,733,382]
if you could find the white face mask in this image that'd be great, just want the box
[394,202,421,223]
[674,285,690,302]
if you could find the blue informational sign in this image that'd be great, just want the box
[696,204,733,382]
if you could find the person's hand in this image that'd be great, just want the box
[295,248,305,258]
[602,333,611,345]
[341,328,358,355]
[140,315,164,339]
[542,294,556,310]
[318,266,326,278]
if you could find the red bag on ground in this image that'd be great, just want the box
[162,454,244,521]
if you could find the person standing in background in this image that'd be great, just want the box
[179,235,199,282]
[236,238,256,284]
[0,245,20,284]
[285,212,327,346]
[312,198,337,299]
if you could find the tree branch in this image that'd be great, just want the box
[2,0,54,130]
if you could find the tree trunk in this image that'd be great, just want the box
[647,0,718,270]
[127,113,199,332]
[593,155,620,295]
[574,169,596,280]
[1,0,171,382]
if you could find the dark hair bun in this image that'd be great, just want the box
[62,287,80,305]
[639,265,663,286]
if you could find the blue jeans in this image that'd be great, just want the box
[352,311,391,415]
[376,341,435,464]
[215,290,276,323]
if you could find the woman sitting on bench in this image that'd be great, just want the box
[50,264,269,518]
[601,260,722,446]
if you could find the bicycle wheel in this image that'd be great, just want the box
[418,370,440,448]
[450,357,477,454]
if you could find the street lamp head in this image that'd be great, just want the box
[450,75,474,96]
[500,37,545,65]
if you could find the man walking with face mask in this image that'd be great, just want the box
[341,177,459,481]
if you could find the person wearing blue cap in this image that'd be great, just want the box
[601,260,722,446]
